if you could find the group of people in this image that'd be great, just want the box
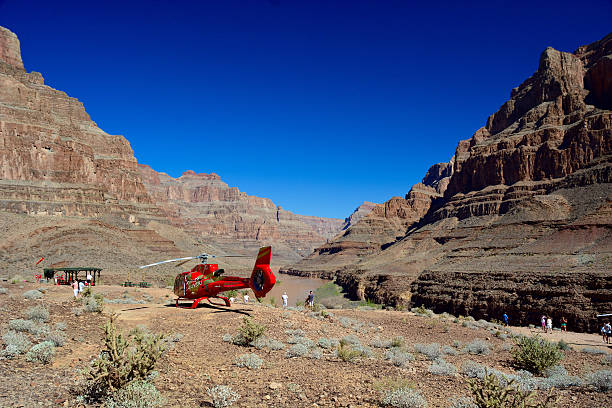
[228,290,313,308]
[71,273,93,298]
[600,321,611,344]
[540,315,567,333]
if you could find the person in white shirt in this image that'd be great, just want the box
[78,280,85,293]
[243,293,249,303]
[281,292,288,307]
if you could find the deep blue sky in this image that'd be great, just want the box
[1,1,610,219]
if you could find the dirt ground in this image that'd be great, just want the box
[0,281,610,408]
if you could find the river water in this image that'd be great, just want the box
[266,271,328,307]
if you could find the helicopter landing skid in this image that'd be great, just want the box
[175,296,231,309]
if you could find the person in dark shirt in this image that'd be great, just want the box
[306,291,314,308]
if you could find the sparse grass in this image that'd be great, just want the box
[336,339,365,362]
[511,336,563,375]
[582,347,608,355]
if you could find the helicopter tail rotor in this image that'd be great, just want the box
[249,246,276,299]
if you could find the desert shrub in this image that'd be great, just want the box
[104,381,164,408]
[428,358,457,376]
[310,348,322,359]
[251,337,269,350]
[448,397,477,408]
[352,343,373,358]
[390,336,405,348]
[1,330,32,357]
[556,339,571,351]
[452,340,462,348]
[55,322,67,331]
[9,318,36,333]
[106,297,145,305]
[82,314,165,402]
[26,305,49,322]
[602,354,612,366]
[165,333,184,343]
[336,339,367,362]
[317,337,339,350]
[234,353,262,370]
[287,335,315,348]
[45,331,66,347]
[462,361,486,379]
[372,337,392,348]
[587,369,612,392]
[341,334,361,345]
[467,371,555,408]
[511,336,563,375]
[231,317,265,346]
[23,289,43,300]
[384,348,414,367]
[286,343,309,358]
[267,339,285,350]
[25,341,55,364]
[285,328,305,337]
[72,307,84,316]
[0,287,7,294]
[380,387,427,408]
[463,339,490,356]
[411,304,433,317]
[84,294,104,313]
[222,333,233,342]
[582,347,608,355]
[207,385,240,408]
[442,345,459,356]
[338,316,365,332]
[414,343,441,360]
[539,373,582,390]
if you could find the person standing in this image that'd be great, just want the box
[605,321,612,344]
[561,316,567,332]
[546,316,553,333]
[72,280,79,298]
[306,290,314,308]
[281,292,288,308]
[541,315,546,332]
[503,313,509,327]
[243,292,249,304]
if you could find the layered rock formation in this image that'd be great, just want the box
[0,26,160,222]
[138,164,343,263]
[282,33,612,331]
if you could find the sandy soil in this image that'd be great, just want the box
[0,281,610,408]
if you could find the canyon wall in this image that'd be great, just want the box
[282,32,612,331]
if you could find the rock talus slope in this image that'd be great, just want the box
[282,33,612,332]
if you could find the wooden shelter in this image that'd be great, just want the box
[43,267,102,285]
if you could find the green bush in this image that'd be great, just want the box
[336,339,367,362]
[82,314,165,402]
[232,317,265,346]
[511,336,563,375]
[25,341,55,364]
[468,371,555,408]
[84,294,104,313]
[104,381,165,408]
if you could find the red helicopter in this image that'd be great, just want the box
[140,246,276,308]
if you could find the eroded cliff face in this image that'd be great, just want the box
[0,26,158,221]
[138,164,344,262]
[282,33,612,331]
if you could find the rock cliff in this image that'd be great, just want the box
[282,33,612,332]
[137,164,343,263]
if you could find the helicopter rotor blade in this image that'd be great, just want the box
[174,258,194,268]
[139,256,197,269]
